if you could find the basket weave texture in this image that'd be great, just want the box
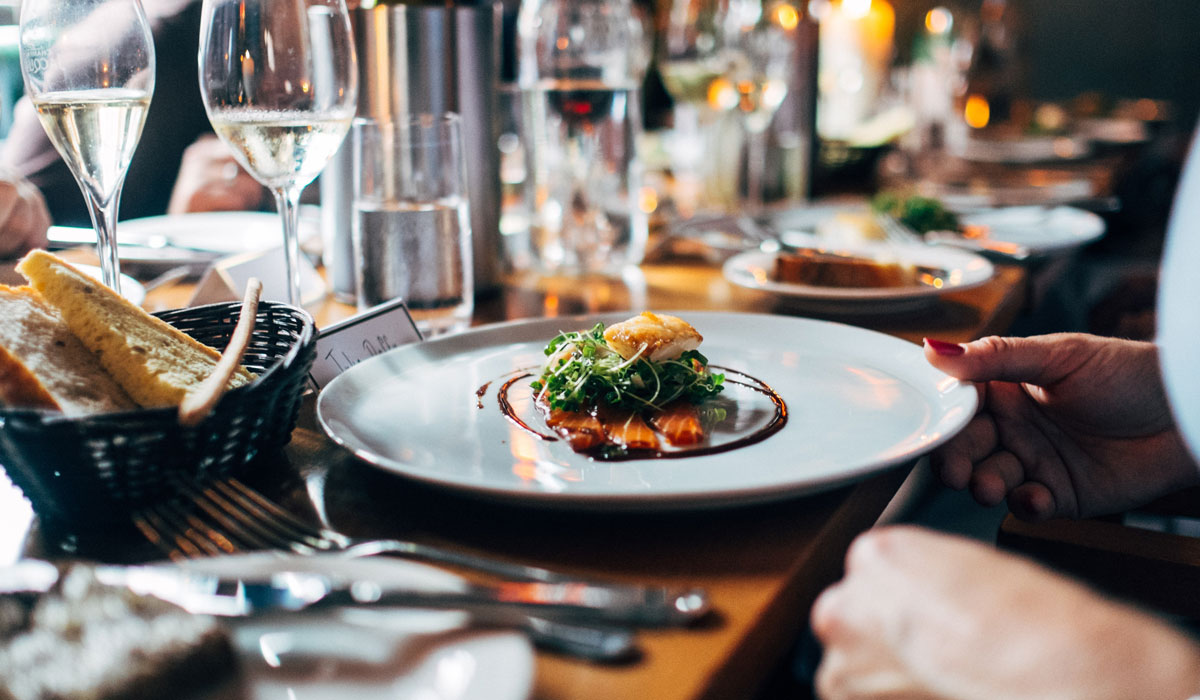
[0,300,315,523]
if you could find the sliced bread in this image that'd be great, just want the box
[17,250,254,408]
[0,285,137,415]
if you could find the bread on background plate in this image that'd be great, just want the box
[17,250,254,408]
[0,285,136,415]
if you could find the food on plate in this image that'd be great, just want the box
[815,211,888,242]
[870,191,960,235]
[0,563,237,700]
[14,250,253,409]
[529,312,725,455]
[773,248,918,288]
[0,286,136,415]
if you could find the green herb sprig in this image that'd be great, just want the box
[529,323,725,413]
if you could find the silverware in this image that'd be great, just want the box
[135,477,706,615]
[874,212,1031,261]
[97,565,639,662]
[108,565,701,626]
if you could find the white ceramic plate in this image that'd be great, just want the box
[317,312,978,510]
[171,553,535,700]
[959,206,1106,256]
[76,264,146,306]
[48,211,320,265]
[770,202,1105,259]
[722,244,994,315]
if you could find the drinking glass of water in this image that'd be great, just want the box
[198,0,357,305]
[351,114,474,337]
[19,0,155,294]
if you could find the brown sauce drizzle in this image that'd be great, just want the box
[488,365,787,460]
[475,381,492,409]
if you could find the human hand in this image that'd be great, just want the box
[811,526,1200,700]
[0,173,50,258]
[924,334,1200,520]
[167,135,264,214]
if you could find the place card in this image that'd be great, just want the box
[308,297,422,390]
[190,246,326,307]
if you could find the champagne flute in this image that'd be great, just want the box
[19,0,155,294]
[659,0,739,214]
[199,0,357,305]
[723,0,798,212]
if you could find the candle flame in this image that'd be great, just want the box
[925,7,952,35]
[842,0,872,20]
[964,94,990,129]
[776,4,801,30]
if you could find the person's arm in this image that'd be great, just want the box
[923,334,1200,521]
[811,525,1200,700]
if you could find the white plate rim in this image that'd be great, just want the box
[316,311,978,511]
[960,205,1106,255]
[720,245,995,302]
[76,264,146,306]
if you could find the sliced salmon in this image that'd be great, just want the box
[648,401,705,446]
[595,405,659,451]
[538,400,606,451]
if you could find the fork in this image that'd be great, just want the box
[131,481,665,661]
[132,478,708,620]
[873,212,925,246]
[876,211,1032,261]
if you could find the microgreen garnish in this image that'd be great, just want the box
[529,323,725,413]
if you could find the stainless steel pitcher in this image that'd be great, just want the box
[321,0,502,300]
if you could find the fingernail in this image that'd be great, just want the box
[924,337,965,356]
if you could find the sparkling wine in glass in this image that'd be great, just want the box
[724,0,799,212]
[199,0,357,305]
[19,0,155,294]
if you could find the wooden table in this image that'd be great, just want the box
[1,253,1027,700]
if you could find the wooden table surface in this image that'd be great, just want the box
[2,251,1028,700]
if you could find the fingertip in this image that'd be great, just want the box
[809,584,844,641]
[969,471,1008,507]
[1010,483,1056,521]
[924,337,965,357]
[930,451,970,491]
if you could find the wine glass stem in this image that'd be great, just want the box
[744,126,767,214]
[273,187,304,306]
[86,190,123,295]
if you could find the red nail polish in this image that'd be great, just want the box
[924,338,965,356]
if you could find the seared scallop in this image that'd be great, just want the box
[603,312,702,362]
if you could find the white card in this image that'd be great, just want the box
[308,297,422,390]
[190,246,326,307]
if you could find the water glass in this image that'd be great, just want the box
[352,114,474,337]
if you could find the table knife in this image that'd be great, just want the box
[98,566,710,628]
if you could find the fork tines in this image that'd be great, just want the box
[133,477,332,560]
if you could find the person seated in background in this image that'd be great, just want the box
[0,0,262,234]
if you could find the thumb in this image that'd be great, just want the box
[923,334,1087,387]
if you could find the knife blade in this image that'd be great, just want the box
[98,566,710,628]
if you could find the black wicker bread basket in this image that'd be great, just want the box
[0,300,316,524]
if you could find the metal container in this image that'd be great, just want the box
[321,0,502,300]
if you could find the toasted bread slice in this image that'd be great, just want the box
[0,285,136,415]
[17,250,253,408]
[773,249,917,288]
